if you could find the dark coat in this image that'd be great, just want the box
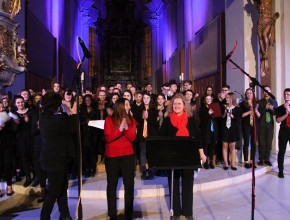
[198,106,218,145]
[159,116,201,149]
[39,112,77,172]
[134,107,159,140]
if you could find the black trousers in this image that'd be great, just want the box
[278,128,290,172]
[167,169,194,217]
[242,125,256,162]
[105,154,135,218]
[258,122,274,161]
[0,146,14,186]
[40,168,70,220]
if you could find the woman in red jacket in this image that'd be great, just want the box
[104,98,137,220]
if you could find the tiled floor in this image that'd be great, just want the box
[0,150,290,220]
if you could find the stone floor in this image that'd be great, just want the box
[0,150,290,220]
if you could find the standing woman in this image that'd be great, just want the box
[221,92,241,170]
[160,93,206,220]
[0,102,18,196]
[104,98,136,220]
[39,92,77,220]
[135,92,158,180]
[240,88,259,168]
[62,89,77,115]
[79,94,99,178]
[199,95,218,169]
[122,89,133,105]
[156,93,166,129]
[13,95,33,187]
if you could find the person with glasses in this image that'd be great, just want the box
[183,80,192,91]
[218,85,231,104]
[275,88,290,178]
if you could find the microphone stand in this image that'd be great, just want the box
[227,58,276,220]
[72,55,86,220]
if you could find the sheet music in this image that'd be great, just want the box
[88,120,105,130]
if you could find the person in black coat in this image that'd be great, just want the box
[134,92,158,180]
[199,95,219,169]
[39,92,77,220]
[160,93,206,220]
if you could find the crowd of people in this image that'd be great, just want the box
[0,79,289,219]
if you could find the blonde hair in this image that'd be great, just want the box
[165,93,193,118]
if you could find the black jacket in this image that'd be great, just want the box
[39,112,77,172]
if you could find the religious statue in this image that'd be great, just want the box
[253,0,279,76]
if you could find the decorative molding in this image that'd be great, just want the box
[0,0,21,20]
[0,14,27,88]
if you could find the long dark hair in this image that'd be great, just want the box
[112,98,132,128]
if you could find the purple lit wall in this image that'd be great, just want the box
[191,0,224,34]
[161,11,177,61]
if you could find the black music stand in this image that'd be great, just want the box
[146,136,201,219]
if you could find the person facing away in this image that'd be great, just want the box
[160,93,206,220]
[39,92,77,220]
[104,98,137,220]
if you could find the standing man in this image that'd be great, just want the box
[161,83,170,96]
[183,80,192,91]
[275,88,290,178]
[167,80,178,101]
[256,86,278,166]
[40,92,77,220]
[144,82,157,102]
[218,85,231,104]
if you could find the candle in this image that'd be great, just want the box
[81,72,84,81]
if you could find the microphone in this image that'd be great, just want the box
[234,90,243,98]
[78,37,91,58]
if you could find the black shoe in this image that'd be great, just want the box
[23,176,32,187]
[278,172,284,178]
[209,161,215,169]
[59,215,73,220]
[244,163,251,169]
[264,161,272,166]
[203,162,209,169]
[223,166,229,170]
[15,172,22,182]
[147,169,154,180]
[90,170,96,177]
[231,166,237,171]
[84,170,90,178]
[141,171,147,180]
[257,161,264,166]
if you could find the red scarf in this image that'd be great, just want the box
[170,112,189,136]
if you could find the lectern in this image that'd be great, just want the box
[146,136,201,219]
